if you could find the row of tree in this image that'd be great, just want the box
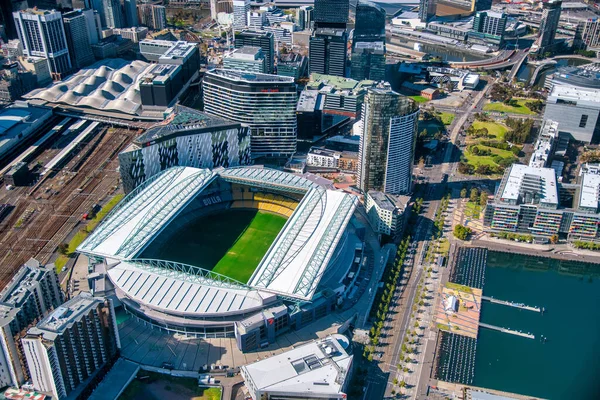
[460,187,489,207]
[572,240,600,250]
[364,237,412,361]
[433,195,451,239]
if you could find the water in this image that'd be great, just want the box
[516,58,591,86]
[474,251,600,399]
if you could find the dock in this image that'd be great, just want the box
[479,322,535,339]
[481,296,542,312]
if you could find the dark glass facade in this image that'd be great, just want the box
[313,0,349,28]
[354,1,385,40]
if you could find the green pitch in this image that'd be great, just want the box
[143,209,287,283]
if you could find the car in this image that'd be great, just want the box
[161,362,174,370]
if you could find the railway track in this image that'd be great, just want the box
[0,127,137,287]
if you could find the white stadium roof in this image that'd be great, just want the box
[248,188,357,301]
[78,166,358,309]
[108,261,275,317]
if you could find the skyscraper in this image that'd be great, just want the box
[82,8,100,45]
[314,0,349,29]
[351,1,386,81]
[472,11,507,37]
[310,0,349,77]
[538,0,562,50]
[63,10,95,69]
[103,0,125,29]
[203,69,297,158]
[309,29,348,76]
[139,4,167,30]
[233,0,250,30]
[475,0,492,11]
[358,86,419,195]
[124,0,138,27]
[22,293,120,400]
[13,9,72,80]
[235,30,275,74]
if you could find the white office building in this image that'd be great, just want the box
[223,46,266,73]
[233,0,250,30]
[13,9,72,80]
[241,335,353,400]
[365,190,407,236]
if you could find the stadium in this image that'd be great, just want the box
[77,166,364,351]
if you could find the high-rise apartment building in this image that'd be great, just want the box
[13,9,72,80]
[81,8,101,45]
[203,69,297,158]
[418,0,437,22]
[472,11,507,36]
[538,0,562,50]
[103,0,125,29]
[310,28,348,76]
[235,30,275,73]
[22,293,120,400]
[358,86,419,195]
[0,259,63,388]
[351,1,386,81]
[233,0,250,30]
[124,0,139,27]
[62,10,95,69]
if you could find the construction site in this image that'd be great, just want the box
[0,118,140,288]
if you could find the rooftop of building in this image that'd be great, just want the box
[0,103,53,155]
[237,29,274,38]
[160,41,196,60]
[549,85,600,105]
[207,68,295,83]
[309,147,340,157]
[297,90,322,112]
[579,173,600,210]
[241,335,352,395]
[314,27,347,36]
[140,63,181,84]
[135,105,240,144]
[28,293,101,339]
[551,63,600,89]
[353,41,385,51]
[279,52,304,64]
[308,73,375,93]
[367,190,407,212]
[499,164,559,206]
[326,135,361,145]
[15,8,60,16]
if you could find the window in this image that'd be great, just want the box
[579,115,588,128]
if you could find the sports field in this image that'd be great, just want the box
[143,209,287,283]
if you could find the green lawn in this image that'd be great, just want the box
[142,209,287,283]
[212,211,286,282]
[470,121,507,140]
[463,144,515,167]
[410,95,429,104]
[464,202,482,219]
[119,371,221,400]
[438,112,455,125]
[483,99,536,115]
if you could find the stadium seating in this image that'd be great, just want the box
[230,192,297,217]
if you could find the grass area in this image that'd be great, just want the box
[470,121,507,141]
[212,211,286,282]
[409,95,429,104]
[119,371,221,400]
[438,112,455,125]
[464,202,482,219]
[418,119,444,137]
[437,239,450,257]
[445,282,473,294]
[54,193,124,272]
[483,99,536,115]
[143,209,287,283]
[436,323,451,331]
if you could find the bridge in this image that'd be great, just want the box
[479,322,535,339]
[481,296,542,313]
[528,60,557,86]
[507,51,529,81]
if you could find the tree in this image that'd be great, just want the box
[57,243,69,255]
[479,191,488,207]
[453,224,472,240]
[400,380,407,387]
[470,188,479,203]
[460,188,467,198]
[550,234,559,244]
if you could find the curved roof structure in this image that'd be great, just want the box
[78,166,358,312]
[24,59,152,115]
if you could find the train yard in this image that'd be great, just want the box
[0,122,139,287]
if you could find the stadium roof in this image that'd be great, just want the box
[78,167,217,259]
[248,187,358,300]
[78,166,358,303]
[107,260,275,317]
